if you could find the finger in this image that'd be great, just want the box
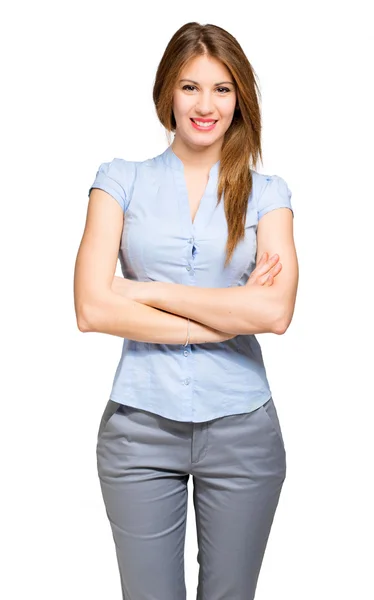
[256,252,267,266]
[260,262,282,285]
[258,254,279,274]
[264,273,273,286]
[259,271,272,285]
[251,253,267,277]
[268,262,282,275]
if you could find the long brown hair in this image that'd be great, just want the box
[152,22,263,268]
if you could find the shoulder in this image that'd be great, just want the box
[250,169,293,220]
[88,158,138,212]
[92,157,137,183]
[97,152,163,181]
[88,152,164,212]
[250,169,291,198]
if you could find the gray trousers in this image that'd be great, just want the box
[96,397,287,600]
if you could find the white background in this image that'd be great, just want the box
[2,0,373,598]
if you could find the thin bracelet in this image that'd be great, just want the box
[183,318,190,346]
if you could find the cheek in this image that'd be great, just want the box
[222,101,236,120]
[173,93,193,118]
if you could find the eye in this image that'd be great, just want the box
[181,85,231,93]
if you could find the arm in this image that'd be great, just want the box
[74,188,233,344]
[80,291,233,344]
[126,208,298,335]
[130,280,279,335]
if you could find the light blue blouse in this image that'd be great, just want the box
[88,145,293,422]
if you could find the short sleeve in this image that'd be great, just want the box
[257,174,294,220]
[88,158,133,212]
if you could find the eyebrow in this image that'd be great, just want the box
[179,79,235,86]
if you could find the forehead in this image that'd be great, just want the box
[179,55,233,82]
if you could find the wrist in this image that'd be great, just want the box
[183,318,190,346]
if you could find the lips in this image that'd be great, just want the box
[190,118,217,124]
[189,118,218,132]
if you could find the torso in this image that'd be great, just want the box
[183,169,210,225]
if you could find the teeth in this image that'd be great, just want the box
[192,119,216,127]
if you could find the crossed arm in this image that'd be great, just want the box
[114,266,282,335]
[112,208,299,336]
[76,197,298,341]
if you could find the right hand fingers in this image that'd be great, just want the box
[256,253,282,286]
[259,252,279,271]
[262,261,282,286]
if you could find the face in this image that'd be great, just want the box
[172,54,237,149]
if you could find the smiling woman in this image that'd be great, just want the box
[178,74,236,131]
[153,45,264,269]
[75,20,298,600]
[170,54,238,177]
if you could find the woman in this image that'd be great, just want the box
[74,21,298,600]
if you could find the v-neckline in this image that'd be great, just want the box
[184,171,211,227]
[161,145,220,233]
[178,164,217,232]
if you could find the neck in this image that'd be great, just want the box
[171,138,221,171]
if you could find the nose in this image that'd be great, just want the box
[195,91,215,115]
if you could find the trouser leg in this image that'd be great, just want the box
[191,397,287,600]
[96,401,192,600]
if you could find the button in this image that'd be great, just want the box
[183,378,191,385]
[186,265,192,271]
[188,238,193,244]
[183,350,189,357]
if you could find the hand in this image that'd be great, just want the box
[246,252,282,287]
[214,254,281,342]
[215,253,281,342]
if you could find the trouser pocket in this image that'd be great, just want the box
[259,397,285,449]
[97,399,122,440]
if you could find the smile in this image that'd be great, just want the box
[190,119,217,131]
